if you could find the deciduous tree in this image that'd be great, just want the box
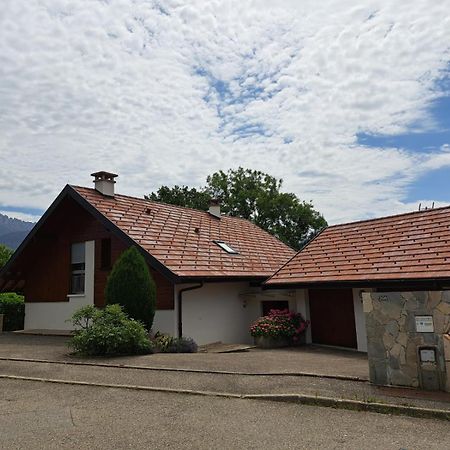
[148,168,327,250]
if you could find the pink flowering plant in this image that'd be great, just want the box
[250,309,309,343]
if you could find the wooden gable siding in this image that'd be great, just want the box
[19,196,174,309]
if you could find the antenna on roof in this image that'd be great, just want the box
[419,202,435,212]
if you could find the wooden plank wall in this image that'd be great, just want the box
[19,196,174,309]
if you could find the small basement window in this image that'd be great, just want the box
[70,242,85,294]
[214,240,239,254]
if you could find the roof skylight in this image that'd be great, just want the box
[215,240,239,254]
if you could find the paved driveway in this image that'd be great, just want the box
[0,333,369,379]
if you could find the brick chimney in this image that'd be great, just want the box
[91,171,118,197]
[208,198,221,219]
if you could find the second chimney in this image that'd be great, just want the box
[208,198,221,219]
[91,171,118,197]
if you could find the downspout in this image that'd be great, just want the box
[177,282,203,338]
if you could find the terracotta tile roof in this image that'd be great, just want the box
[266,206,450,285]
[72,186,295,279]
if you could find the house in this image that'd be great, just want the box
[0,172,295,344]
[265,207,450,357]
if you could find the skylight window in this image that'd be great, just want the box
[215,240,239,254]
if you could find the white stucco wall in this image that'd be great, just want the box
[24,240,95,330]
[352,288,372,352]
[179,283,304,345]
[152,310,175,335]
[180,282,253,344]
[296,289,312,344]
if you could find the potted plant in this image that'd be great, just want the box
[250,309,309,349]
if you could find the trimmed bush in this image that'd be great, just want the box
[0,293,25,331]
[152,332,198,353]
[105,246,156,330]
[68,304,152,356]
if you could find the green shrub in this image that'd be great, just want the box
[68,304,152,356]
[0,244,13,269]
[0,293,25,331]
[105,246,156,330]
[152,332,198,353]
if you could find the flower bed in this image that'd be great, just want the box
[250,309,309,348]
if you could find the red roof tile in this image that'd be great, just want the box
[72,186,295,279]
[266,206,450,285]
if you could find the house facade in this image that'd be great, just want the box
[0,172,296,345]
[265,208,450,359]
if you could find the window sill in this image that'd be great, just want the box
[67,294,85,299]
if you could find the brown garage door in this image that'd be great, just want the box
[308,288,357,349]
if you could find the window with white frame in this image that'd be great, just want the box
[214,240,239,254]
[70,242,85,294]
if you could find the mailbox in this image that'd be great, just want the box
[417,346,442,391]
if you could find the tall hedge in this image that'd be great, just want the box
[105,246,156,330]
[0,293,25,331]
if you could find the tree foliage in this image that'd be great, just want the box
[0,244,13,269]
[105,246,156,330]
[148,167,327,250]
[146,185,210,211]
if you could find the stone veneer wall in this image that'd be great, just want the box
[363,291,450,390]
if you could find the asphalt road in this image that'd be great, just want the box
[1,378,449,450]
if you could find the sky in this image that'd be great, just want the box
[0,0,450,225]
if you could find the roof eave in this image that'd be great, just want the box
[176,275,268,284]
[264,277,450,290]
[0,185,74,290]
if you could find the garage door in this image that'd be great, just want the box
[308,288,357,349]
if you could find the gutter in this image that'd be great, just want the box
[177,283,203,337]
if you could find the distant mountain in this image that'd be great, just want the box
[0,213,35,250]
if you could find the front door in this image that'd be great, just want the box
[261,300,289,316]
[308,289,357,349]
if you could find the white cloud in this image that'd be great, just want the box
[0,0,449,224]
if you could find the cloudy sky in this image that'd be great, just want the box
[1,0,450,224]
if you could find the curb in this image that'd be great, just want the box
[0,374,241,399]
[0,356,368,382]
[244,394,450,421]
[1,374,448,421]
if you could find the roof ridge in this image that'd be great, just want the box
[72,185,225,217]
[327,204,450,230]
[71,186,295,251]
